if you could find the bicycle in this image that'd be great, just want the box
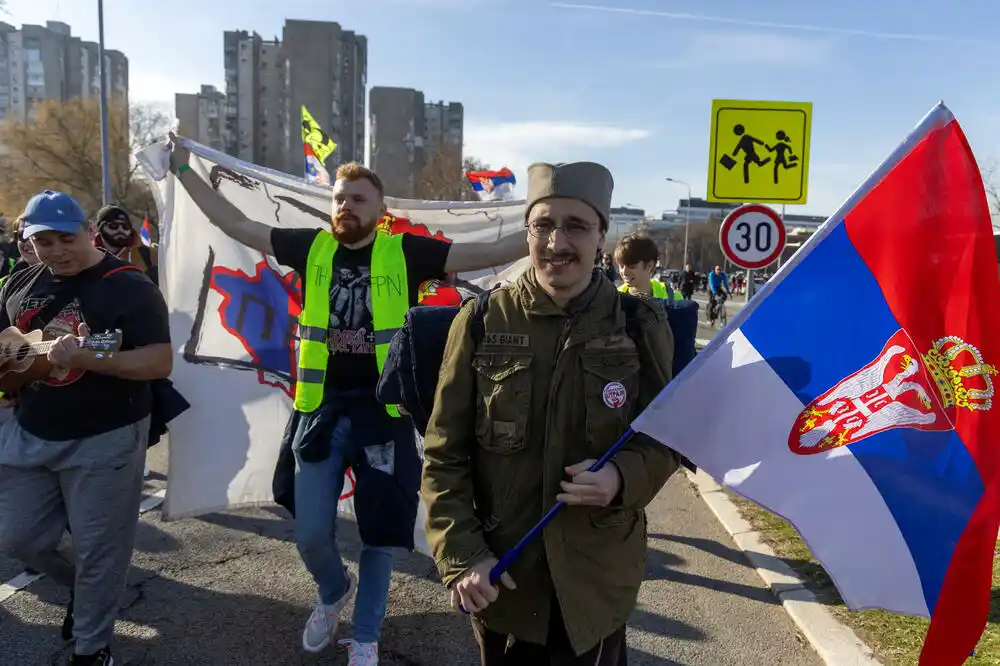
[708,291,729,327]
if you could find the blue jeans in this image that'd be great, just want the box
[293,414,395,644]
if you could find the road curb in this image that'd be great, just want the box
[684,469,881,666]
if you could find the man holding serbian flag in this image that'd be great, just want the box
[426,103,1000,665]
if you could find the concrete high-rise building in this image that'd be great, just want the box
[369,89,464,199]
[0,20,128,124]
[220,21,366,174]
[223,30,282,166]
[369,86,426,199]
[176,85,226,152]
[282,20,366,174]
[423,100,463,165]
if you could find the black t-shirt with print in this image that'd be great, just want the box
[0,254,171,441]
[271,228,451,393]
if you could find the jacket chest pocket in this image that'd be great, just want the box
[581,351,640,454]
[472,352,533,455]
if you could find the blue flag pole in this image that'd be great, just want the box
[460,427,636,613]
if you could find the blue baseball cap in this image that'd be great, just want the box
[21,190,88,239]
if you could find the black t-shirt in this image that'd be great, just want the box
[271,228,451,393]
[0,254,171,441]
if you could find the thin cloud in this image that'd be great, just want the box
[132,73,211,106]
[550,2,988,47]
[642,31,836,69]
[463,121,651,194]
[467,121,650,149]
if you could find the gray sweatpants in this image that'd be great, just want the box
[0,416,149,655]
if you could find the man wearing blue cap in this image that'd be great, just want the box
[0,191,173,666]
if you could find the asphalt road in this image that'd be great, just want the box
[0,440,821,665]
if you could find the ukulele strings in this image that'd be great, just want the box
[0,337,87,361]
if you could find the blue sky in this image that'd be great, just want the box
[4,0,1000,217]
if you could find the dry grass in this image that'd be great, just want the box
[730,495,1000,666]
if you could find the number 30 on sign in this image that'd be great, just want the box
[719,204,787,269]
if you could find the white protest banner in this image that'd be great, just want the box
[142,139,630,555]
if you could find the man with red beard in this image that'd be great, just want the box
[92,206,157,286]
[168,135,526,665]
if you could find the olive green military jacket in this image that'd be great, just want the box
[421,268,680,655]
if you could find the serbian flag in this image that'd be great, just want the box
[633,103,1000,664]
[304,144,331,186]
[140,218,153,246]
[466,168,516,200]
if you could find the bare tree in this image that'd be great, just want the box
[463,156,490,174]
[981,163,1000,222]
[418,149,498,202]
[130,102,173,153]
[418,147,465,201]
[0,98,160,222]
[677,217,725,271]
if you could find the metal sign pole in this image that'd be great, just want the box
[778,204,787,269]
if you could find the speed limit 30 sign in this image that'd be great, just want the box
[719,204,787,269]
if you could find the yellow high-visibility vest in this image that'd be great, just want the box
[294,231,409,416]
[618,279,678,300]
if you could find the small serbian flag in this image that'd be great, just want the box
[466,168,516,200]
[140,218,152,246]
[304,143,331,185]
[632,103,1000,665]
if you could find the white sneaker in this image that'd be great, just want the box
[339,639,379,665]
[301,570,357,653]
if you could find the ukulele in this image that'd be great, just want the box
[0,327,123,393]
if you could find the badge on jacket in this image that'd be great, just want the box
[603,381,627,409]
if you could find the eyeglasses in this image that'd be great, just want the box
[526,219,598,239]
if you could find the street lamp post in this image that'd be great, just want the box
[97,0,112,204]
[665,178,692,268]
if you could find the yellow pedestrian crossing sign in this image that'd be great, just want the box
[707,99,812,205]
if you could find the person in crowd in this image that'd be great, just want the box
[679,263,697,300]
[615,232,681,300]
[167,134,526,665]
[599,252,616,283]
[0,190,172,666]
[0,215,39,289]
[91,205,158,286]
[90,205,183,475]
[421,161,680,665]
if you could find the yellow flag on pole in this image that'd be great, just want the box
[301,105,337,165]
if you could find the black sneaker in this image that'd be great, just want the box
[68,646,113,665]
[61,590,74,641]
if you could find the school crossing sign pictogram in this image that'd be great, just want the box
[707,99,813,205]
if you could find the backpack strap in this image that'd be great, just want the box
[470,288,492,345]
[618,292,643,344]
[103,265,144,279]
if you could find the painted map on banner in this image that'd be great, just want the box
[142,139,533,555]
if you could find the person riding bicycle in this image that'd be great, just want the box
[707,265,730,323]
